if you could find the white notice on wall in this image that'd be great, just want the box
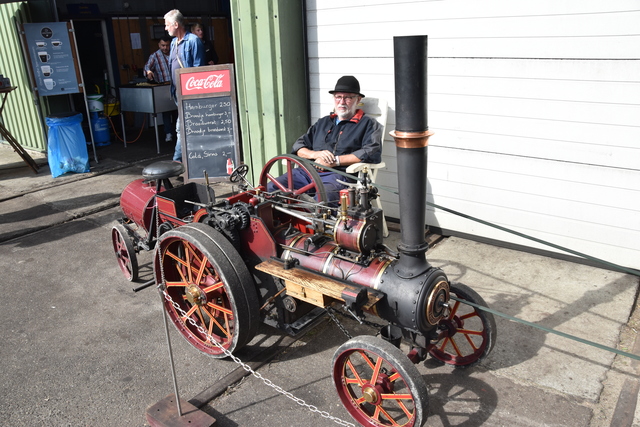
[130,33,141,49]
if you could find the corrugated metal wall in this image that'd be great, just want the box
[0,2,47,152]
[230,0,309,181]
[306,0,640,269]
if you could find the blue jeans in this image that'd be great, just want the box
[172,112,182,161]
[162,111,175,136]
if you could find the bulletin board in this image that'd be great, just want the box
[22,22,82,95]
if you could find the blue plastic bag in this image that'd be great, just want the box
[46,113,90,178]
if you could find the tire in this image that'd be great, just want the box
[333,335,429,427]
[154,224,259,357]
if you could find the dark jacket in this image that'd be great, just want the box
[291,109,382,171]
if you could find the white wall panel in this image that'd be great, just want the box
[306,1,640,269]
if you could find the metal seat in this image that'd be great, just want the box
[142,160,184,191]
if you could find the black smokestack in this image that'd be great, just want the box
[392,35,433,277]
[394,36,428,132]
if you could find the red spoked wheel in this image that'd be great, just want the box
[333,335,429,427]
[111,223,139,282]
[428,282,496,367]
[154,223,260,357]
[259,154,327,204]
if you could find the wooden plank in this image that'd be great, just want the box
[255,260,383,309]
[284,281,331,308]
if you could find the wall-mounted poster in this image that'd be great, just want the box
[22,22,81,95]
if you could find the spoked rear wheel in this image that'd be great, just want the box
[259,154,328,204]
[428,282,496,367]
[333,335,429,427]
[154,223,260,357]
[111,223,138,282]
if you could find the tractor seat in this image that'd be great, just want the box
[142,160,185,191]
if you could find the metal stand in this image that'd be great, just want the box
[147,290,216,427]
[0,87,39,173]
[159,291,182,417]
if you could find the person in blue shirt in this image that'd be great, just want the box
[143,35,175,143]
[164,9,205,162]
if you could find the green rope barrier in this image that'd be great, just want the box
[451,295,640,361]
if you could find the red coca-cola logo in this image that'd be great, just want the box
[180,69,230,95]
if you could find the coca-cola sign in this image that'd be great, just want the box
[180,69,230,95]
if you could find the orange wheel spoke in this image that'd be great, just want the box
[370,356,383,385]
[376,406,401,427]
[165,280,188,287]
[438,337,451,351]
[195,257,208,284]
[202,282,224,293]
[206,302,233,316]
[458,328,483,336]
[357,350,376,370]
[181,305,198,321]
[381,393,413,400]
[346,360,365,385]
[449,337,463,357]
[204,308,231,338]
[448,300,461,318]
[196,306,207,326]
[165,250,186,266]
[464,333,479,350]
[388,371,401,382]
[459,311,479,321]
[207,311,215,339]
[395,399,414,418]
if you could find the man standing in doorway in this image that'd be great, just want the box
[164,9,204,162]
[143,35,176,144]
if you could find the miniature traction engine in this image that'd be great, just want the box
[110,36,496,427]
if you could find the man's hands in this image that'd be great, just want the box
[297,148,337,168]
[314,150,337,167]
[296,148,361,169]
[146,71,155,81]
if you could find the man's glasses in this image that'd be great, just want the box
[334,95,357,102]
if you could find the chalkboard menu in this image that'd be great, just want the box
[177,65,240,183]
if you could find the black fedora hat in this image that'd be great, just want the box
[328,75,365,98]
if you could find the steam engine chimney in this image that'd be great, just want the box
[391,35,433,278]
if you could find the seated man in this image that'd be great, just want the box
[271,76,382,204]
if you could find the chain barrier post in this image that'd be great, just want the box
[155,200,183,417]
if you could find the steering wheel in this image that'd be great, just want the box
[229,164,249,183]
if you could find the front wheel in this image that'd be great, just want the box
[333,335,429,427]
[154,224,260,357]
[428,283,496,367]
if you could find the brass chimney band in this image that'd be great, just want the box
[390,130,434,149]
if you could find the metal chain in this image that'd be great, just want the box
[153,203,355,427]
[328,307,387,332]
[160,290,356,427]
[326,307,353,340]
